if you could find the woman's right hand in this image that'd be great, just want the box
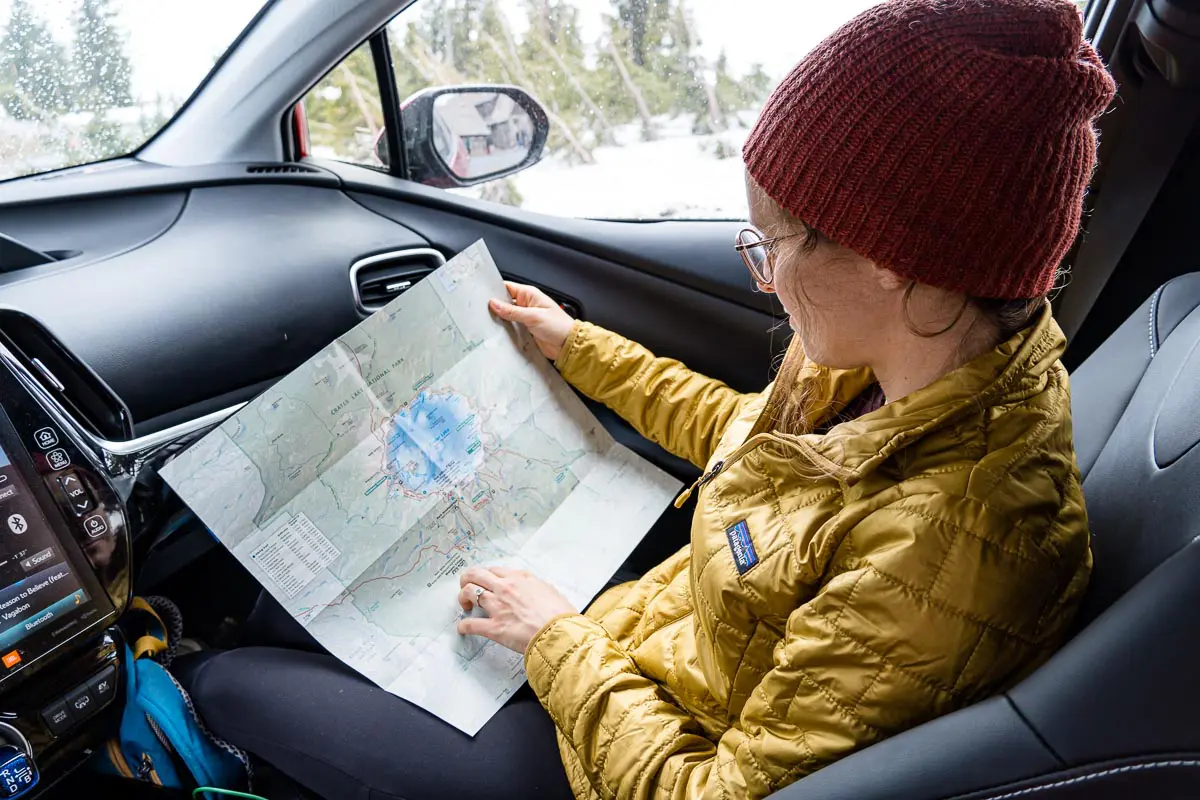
[489,281,575,361]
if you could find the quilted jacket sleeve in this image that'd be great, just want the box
[526,495,1004,800]
[554,321,754,469]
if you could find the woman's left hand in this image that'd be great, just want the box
[457,566,578,654]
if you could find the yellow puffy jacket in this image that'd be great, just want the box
[525,304,1091,800]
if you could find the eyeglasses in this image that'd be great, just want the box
[734,227,805,286]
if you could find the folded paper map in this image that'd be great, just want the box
[160,240,682,734]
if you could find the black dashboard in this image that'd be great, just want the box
[0,165,775,436]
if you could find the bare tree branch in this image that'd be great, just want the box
[481,33,519,86]
[533,35,615,145]
[607,41,656,141]
[678,4,725,133]
[338,62,379,139]
[495,10,533,88]
[395,41,435,83]
[543,105,597,165]
[411,37,466,84]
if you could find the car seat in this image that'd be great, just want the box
[776,273,1200,799]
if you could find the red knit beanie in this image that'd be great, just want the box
[743,0,1117,300]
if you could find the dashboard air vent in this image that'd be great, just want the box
[246,163,321,175]
[351,249,447,315]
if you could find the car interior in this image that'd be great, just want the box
[0,0,1195,797]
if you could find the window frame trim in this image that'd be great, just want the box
[369,29,408,179]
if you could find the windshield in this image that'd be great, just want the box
[0,0,266,181]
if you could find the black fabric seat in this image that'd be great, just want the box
[776,273,1200,799]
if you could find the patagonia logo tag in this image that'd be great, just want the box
[725,520,759,575]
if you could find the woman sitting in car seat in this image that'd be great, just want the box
[183,1,1116,798]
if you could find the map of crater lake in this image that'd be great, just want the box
[160,240,681,734]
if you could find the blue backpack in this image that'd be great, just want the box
[94,597,250,796]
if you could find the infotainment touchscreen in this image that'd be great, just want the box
[0,413,114,682]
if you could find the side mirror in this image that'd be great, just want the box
[375,85,550,188]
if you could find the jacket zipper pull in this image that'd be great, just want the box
[673,460,724,509]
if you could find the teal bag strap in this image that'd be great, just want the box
[98,596,253,795]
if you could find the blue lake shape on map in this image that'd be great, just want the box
[387,391,484,495]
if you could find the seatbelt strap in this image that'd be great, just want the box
[1058,70,1200,340]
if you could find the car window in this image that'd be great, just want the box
[389,0,888,220]
[309,0,1094,220]
[304,1,885,219]
[0,0,266,181]
[302,41,384,167]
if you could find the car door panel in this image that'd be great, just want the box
[339,166,779,316]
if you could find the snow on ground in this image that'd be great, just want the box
[456,115,753,221]
[463,147,528,178]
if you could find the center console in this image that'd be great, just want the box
[0,397,125,677]
[0,309,196,796]
[0,355,132,775]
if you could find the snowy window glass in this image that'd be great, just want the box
[388,0,889,219]
[0,0,265,181]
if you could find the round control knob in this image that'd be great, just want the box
[0,721,38,797]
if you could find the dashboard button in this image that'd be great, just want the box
[64,685,95,719]
[87,666,117,706]
[18,548,54,573]
[45,449,70,472]
[40,701,72,736]
[58,473,83,496]
[57,474,92,516]
[82,515,108,538]
[33,428,58,450]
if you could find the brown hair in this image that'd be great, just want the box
[766,224,1047,440]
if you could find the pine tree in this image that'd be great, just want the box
[418,0,451,62]
[533,0,585,55]
[674,1,724,134]
[0,0,72,120]
[317,0,782,169]
[613,0,667,68]
[73,0,133,112]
